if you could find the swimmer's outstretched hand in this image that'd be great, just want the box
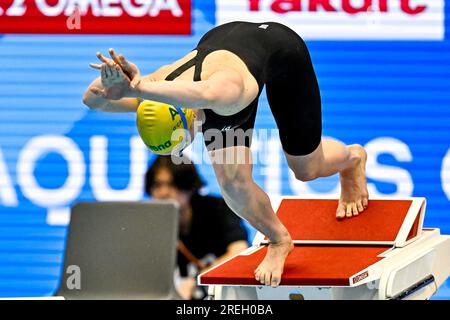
[89,60,130,100]
[109,49,141,89]
[90,49,141,88]
[89,49,141,100]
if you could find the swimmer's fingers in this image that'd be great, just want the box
[130,75,141,89]
[130,73,141,89]
[109,49,135,83]
[89,63,102,70]
[94,52,116,75]
[96,52,112,63]
[104,60,118,78]
[108,62,116,78]
[101,64,107,79]
[101,63,113,78]
[109,48,123,67]
[113,64,130,81]
[118,54,133,76]
[119,54,141,88]
[118,53,129,66]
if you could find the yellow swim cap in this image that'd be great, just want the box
[136,100,194,155]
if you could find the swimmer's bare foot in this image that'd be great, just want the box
[336,144,369,219]
[254,236,293,288]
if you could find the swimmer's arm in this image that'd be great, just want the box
[127,69,245,110]
[83,77,140,112]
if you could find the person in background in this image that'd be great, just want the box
[145,155,248,300]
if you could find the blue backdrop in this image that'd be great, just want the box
[0,1,449,298]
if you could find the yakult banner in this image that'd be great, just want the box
[0,0,191,34]
[217,0,445,40]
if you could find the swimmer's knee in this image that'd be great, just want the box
[293,169,318,182]
[289,160,320,181]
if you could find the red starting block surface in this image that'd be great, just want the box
[199,198,426,287]
[273,199,420,243]
[200,245,390,286]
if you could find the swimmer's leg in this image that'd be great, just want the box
[285,140,369,219]
[209,146,293,288]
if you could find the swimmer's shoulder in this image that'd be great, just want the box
[143,50,199,82]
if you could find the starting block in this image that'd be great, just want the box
[198,197,450,300]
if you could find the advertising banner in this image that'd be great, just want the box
[216,0,445,40]
[0,0,192,34]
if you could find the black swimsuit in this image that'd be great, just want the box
[165,21,322,156]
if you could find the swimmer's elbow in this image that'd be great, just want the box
[82,94,93,109]
[202,71,245,109]
[82,92,105,111]
[203,82,243,109]
[82,97,99,110]
[201,87,222,107]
